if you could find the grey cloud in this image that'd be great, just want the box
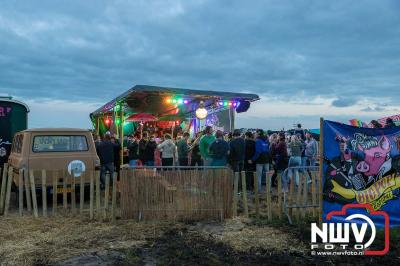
[0,0,400,106]
[331,97,357,107]
[361,106,386,112]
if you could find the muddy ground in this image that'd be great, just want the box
[0,214,399,265]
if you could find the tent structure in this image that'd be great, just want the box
[90,84,259,134]
[90,84,260,165]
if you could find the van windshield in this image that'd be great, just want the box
[33,135,88,152]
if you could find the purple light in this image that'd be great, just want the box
[183,99,189,104]
[233,102,237,107]
[218,101,224,106]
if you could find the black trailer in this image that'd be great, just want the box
[0,97,29,168]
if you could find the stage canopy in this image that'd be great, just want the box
[90,84,259,120]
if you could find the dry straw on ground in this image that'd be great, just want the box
[0,214,170,265]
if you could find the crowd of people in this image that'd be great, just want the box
[94,124,319,192]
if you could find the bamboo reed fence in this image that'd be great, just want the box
[0,163,117,221]
[0,164,322,224]
[119,167,233,221]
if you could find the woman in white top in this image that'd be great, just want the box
[157,134,176,168]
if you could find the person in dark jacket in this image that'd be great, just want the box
[190,132,203,168]
[271,133,289,173]
[177,132,190,167]
[249,129,270,192]
[138,132,149,164]
[127,135,139,168]
[138,132,157,166]
[144,135,157,166]
[97,133,118,186]
[209,130,230,166]
[244,131,256,190]
[111,136,121,172]
[229,129,246,173]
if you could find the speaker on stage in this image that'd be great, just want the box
[236,100,250,113]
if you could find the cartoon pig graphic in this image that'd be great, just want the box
[355,136,391,177]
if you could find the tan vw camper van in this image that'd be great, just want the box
[8,128,100,193]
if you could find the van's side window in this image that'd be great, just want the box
[33,136,88,152]
[12,134,23,153]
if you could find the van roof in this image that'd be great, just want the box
[22,128,91,133]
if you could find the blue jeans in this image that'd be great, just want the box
[100,163,114,186]
[282,156,301,192]
[256,163,270,192]
[306,157,316,167]
[300,157,307,173]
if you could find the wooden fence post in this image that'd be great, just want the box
[90,171,94,220]
[53,171,58,215]
[19,169,24,216]
[277,172,282,220]
[312,171,317,217]
[319,117,324,226]
[253,172,260,218]
[111,172,117,223]
[63,171,67,210]
[104,172,110,220]
[96,171,101,218]
[29,170,39,218]
[4,166,13,216]
[241,171,249,218]
[266,171,272,221]
[0,163,9,214]
[302,173,308,219]
[42,170,47,217]
[232,172,239,216]
[24,169,32,213]
[80,172,85,215]
[71,171,76,215]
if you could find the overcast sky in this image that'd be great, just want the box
[1,0,399,130]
